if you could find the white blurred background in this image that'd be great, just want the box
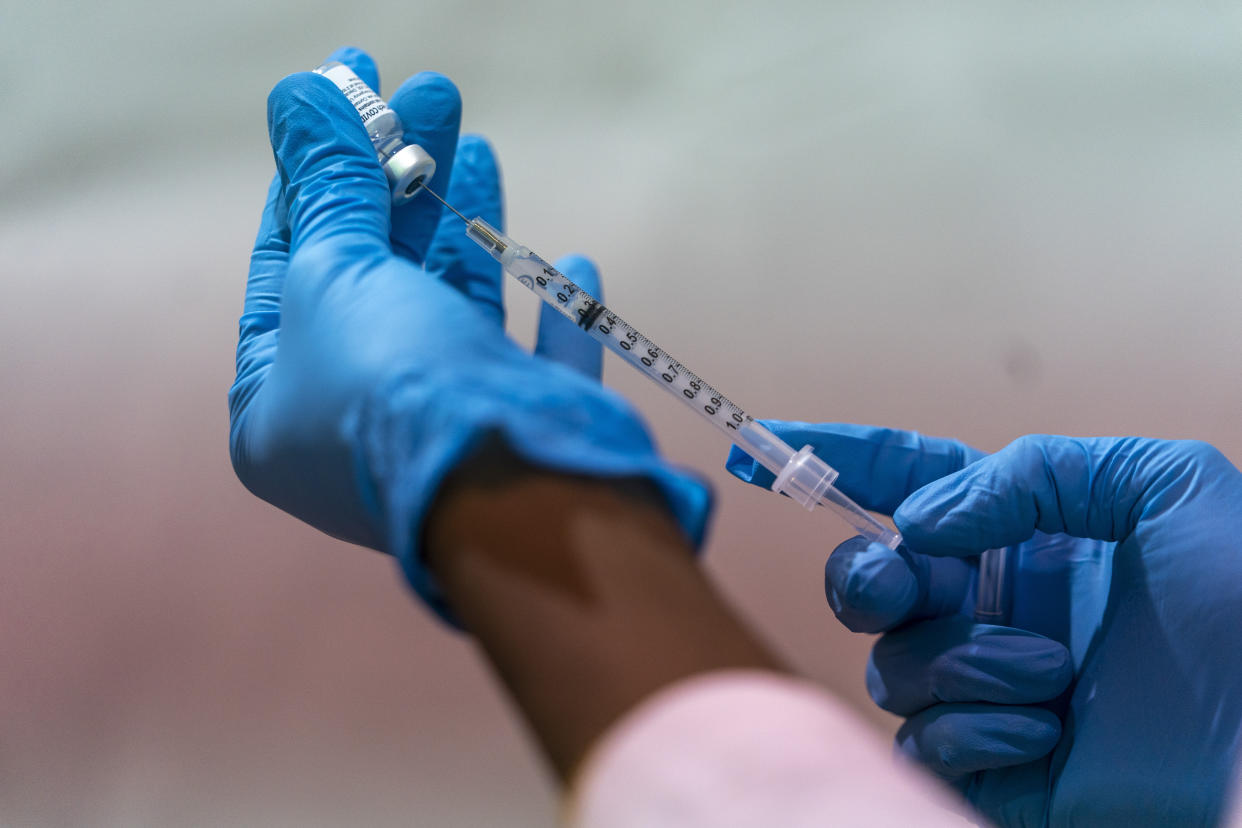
[2,1,1239,824]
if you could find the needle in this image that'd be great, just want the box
[422,184,469,225]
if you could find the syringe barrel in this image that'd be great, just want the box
[463,218,902,550]
[975,547,1012,622]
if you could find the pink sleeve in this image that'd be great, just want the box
[565,670,981,828]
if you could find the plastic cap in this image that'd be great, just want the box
[384,144,437,205]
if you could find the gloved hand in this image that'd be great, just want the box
[229,47,711,620]
[728,422,1242,825]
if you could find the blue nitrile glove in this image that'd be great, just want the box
[728,422,1242,825]
[229,47,710,621]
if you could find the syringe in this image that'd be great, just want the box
[311,59,1007,617]
[422,186,902,550]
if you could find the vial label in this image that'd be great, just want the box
[315,63,389,127]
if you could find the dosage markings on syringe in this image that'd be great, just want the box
[532,263,752,434]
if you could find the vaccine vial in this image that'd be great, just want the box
[314,61,436,204]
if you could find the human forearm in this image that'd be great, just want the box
[425,450,782,780]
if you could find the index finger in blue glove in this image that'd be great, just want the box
[267,71,391,256]
[725,421,984,514]
[894,434,1232,557]
[423,135,505,326]
[386,71,463,263]
[323,45,380,93]
[533,255,605,381]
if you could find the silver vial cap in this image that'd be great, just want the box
[383,144,437,205]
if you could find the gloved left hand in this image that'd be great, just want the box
[229,48,711,620]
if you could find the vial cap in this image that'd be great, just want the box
[384,144,437,205]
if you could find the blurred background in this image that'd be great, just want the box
[2,1,1239,824]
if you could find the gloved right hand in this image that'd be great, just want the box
[229,47,711,621]
[728,421,1242,825]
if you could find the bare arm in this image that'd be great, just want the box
[425,449,782,780]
